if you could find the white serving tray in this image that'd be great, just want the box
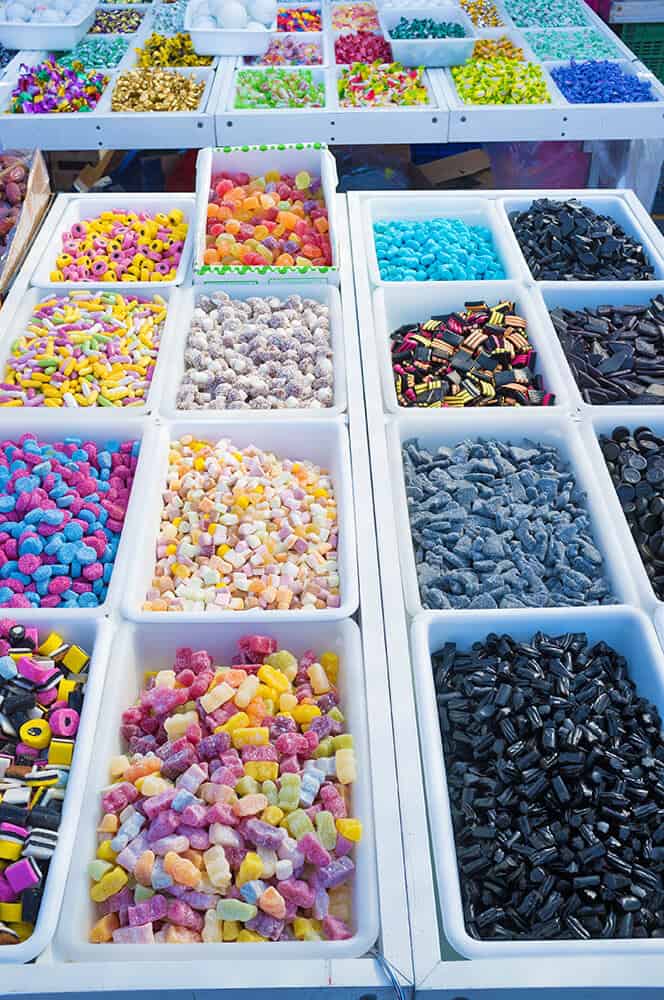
[156,281,347,419]
[121,415,359,622]
[0,1,95,51]
[378,4,475,67]
[184,0,275,57]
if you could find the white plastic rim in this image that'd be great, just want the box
[363,194,527,287]
[378,5,475,67]
[386,408,640,617]
[121,416,359,622]
[0,614,112,963]
[530,280,664,411]
[371,279,571,416]
[156,281,347,420]
[0,414,157,617]
[193,145,340,284]
[497,193,664,283]
[410,604,664,958]
[30,193,196,290]
[0,284,181,421]
[55,617,379,961]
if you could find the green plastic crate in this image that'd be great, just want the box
[620,22,664,83]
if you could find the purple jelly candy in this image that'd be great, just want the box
[146,809,179,843]
[161,746,197,780]
[323,915,352,940]
[319,856,355,888]
[299,832,331,867]
[198,732,231,760]
[128,893,167,926]
[242,818,285,851]
[246,912,284,941]
[166,898,203,931]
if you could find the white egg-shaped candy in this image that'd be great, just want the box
[218,0,247,27]
[247,0,275,24]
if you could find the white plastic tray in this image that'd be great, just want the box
[240,30,329,65]
[378,5,475,67]
[185,0,275,57]
[157,281,347,419]
[372,279,571,415]
[56,617,378,961]
[386,407,639,616]
[121,415,359,622]
[411,603,664,959]
[228,64,328,110]
[0,1,95,50]
[0,614,112,964]
[30,193,195,290]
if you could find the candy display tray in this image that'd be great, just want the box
[239,29,332,65]
[378,4,476,67]
[0,0,95,52]
[184,0,277,57]
[348,187,664,994]
[0,193,413,997]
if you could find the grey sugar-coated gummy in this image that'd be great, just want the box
[403,437,615,610]
[176,291,334,411]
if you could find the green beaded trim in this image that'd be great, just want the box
[195,263,335,275]
[211,143,326,153]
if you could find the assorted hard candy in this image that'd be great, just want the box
[403,436,614,609]
[0,153,30,255]
[388,16,466,38]
[338,61,428,106]
[142,435,340,613]
[460,0,505,27]
[189,0,276,31]
[472,36,524,60]
[331,1,379,30]
[509,198,656,281]
[88,635,360,945]
[551,60,656,104]
[549,296,664,405]
[246,35,322,64]
[135,32,213,67]
[600,425,664,599]
[58,36,129,68]
[9,58,107,113]
[524,27,622,60]
[152,0,186,33]
[176,291,334,411]
[235,67,325,108]
[89,8,144,32]
[111,68,206,111]
[276,6,322,30]
[503,0,589,26]
[434,630,664,940]
[452,58,551,104]
[373,217,505,281]
[390,299,555,408]
[334,31,392,64]
[0,622,90,946]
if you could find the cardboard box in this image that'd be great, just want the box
[411,148,493,189]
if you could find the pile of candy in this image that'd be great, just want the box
[460,0,504,26]
[524,26,621,60]
[549,295,664,404]
[234,68,325,108]
[89,8,144,32]
[472,36,524,60]
[1,0,91,23]
[88,635,360,945]
[403,436,614,609]
[434,629,664,940]
[246,35,322,64]
[202,168,332,269]
[175,290,334,411]
[504,0,589,25]
[508,198,656,280]
[331,1,379,29]
[143,436,340,613]
[189,0,276,30]
[0,622,90,946]
[48,208,188,283]
[338,62,428,107]
[0,434,138,609]
[111,68,206,112]
[152,0,186,32]
[551,59,656,103]
[58,36,129,69]
[276,6,322,30]
[388,16,466,38]
[389,299,554,408]
[0,291,167,409]
[9,58,107,114]
[334,32,392,64]
[0,153,30,252]
[135,32,213,67]
[373,217,505,281]
[452,58,551,104]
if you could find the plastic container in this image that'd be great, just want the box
[157,281,347,419]
[0,284,180,420]
[193,144,339,283]
[386,407,639,616]
[184,0,275,57]
[56,617,379,961]
[0,614,111,964]
[0,1,95,49]
[621,21,664,82]
[378,5,475,67]
[372,279,571,415]
[228,64,328,109]
[240,30,329,65]
[121,415,359,621]
[362,194,526,286]
[498,192,664,281]
[410,603,664,957]
[30,193,195,290]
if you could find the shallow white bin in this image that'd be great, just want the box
[56,617,379,961]
[228,64,328,110]
[410,604,664,958]
[0,614,112,963]
[156,281,347,420]
[386,407,639,616]
[372,280,571,415]
[184,0,275,56]
[121,416,359,621]
[30,193,195,290]
[0,2,95,51]
[378,5,475,67]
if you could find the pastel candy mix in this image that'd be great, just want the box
[246,35,322,64]
[331,2,379,29]
[88,636,360,944]
[0,433,138,609]
[0,291,167,409]
[202,169,331,269]
[234,68,325,109]
[337,61,428,107]
[49,208,188,283]
[276,6,322,30]
[0,622,90,946]
[142,435,340,613]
